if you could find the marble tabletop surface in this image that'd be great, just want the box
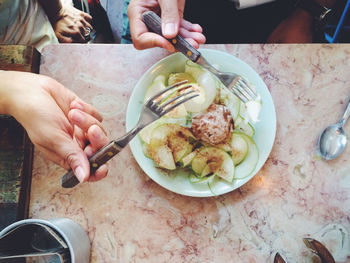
[31,44,350,263]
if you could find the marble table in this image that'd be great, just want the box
[30,44,350,263]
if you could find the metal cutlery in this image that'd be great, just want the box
[0,223,70,261]
[303,238,335,263]
[273,238,335,263]
[318,98,350,160]
[142,11,258,103]
[61,80,198,188]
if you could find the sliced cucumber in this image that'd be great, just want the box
[168,72,196,86]
[179,148,200,167]
[142,143,151,158]
[234,133,259,179]
[192,71,218,112]
[148,142,176,170]
[148,123,196,168]
[184,61,218,113]
[217,142,232,152]
[219,83,241,120]
[182,83,207,112]
[185,60,205,80]
[149,123,173,142]
[191,147,235,183]
[201,163,213,177]
[168,125,196,163]
[148,124,179,169]
[144,75,187,118]
[139,117,168,144]
[144,75,167,102]
[189,173,215,184]
[234,116,255,137]
[215,155,235,183]
[230,132,249,165]
[191,149,208,175]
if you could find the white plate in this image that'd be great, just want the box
[126,49,276,197]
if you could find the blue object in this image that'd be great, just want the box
[325,0,350,43]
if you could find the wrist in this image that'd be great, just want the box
[38,0,63,24]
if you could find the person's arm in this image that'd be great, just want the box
[0,71,109,183]
[37,0,93,43]
[127,0,206,51]
[267,0,337,43]
[37,0,62,23]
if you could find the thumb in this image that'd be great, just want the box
[158,0,181,38]
[59,140,90,183]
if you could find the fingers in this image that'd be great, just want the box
[180,19,203,33]
[87,124,109,149]
[43,125,109,183]
[184,38,199,49]
[85,125,110,181]
[55,135,91,182]
[68,109,106,135]
[158,0,181,38]
[88,164,108,182]
[62,29,86,43]
[56,34,74,43]
[132,31,176,52]
[70,99,103,122]
[45,79,102,122]
[127,3,163,50]
[80,10,92,24]
[127,0,177,51]
[179,28,206,45]
[71,121,109,182]
[54,5,93,43]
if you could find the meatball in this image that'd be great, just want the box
[191,104,233,145]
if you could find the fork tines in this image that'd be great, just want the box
[158,86,199,115]
[146,80,199,116]
[231,76,257,103]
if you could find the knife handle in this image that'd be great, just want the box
[61,141,122,188]
[142,11,201,62]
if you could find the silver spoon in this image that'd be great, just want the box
[318,99,350,160]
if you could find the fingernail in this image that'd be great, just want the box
[163,23,176,36]
[85,147,93,157]
[71,110,84,123]
[92,126,101,140]
[74,166,86,183]
[71,100,84,110]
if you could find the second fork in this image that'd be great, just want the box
[142,11,258,103]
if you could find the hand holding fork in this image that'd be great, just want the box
[61,81,198,188]
[142,11,258,104]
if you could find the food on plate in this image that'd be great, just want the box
[191,104,233,145]
[147,123,196,169]
[244,95,262,123]
[139,60,260,186]
[191,147,235,182]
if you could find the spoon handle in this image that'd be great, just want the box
[340,99,350,126]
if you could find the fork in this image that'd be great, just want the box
[142,11,257,103]
[61,80,198,188]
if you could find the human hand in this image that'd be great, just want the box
[0,71,109,183]
[52,4,93,43]
[128,0,206,51]
[267,9,313,43]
